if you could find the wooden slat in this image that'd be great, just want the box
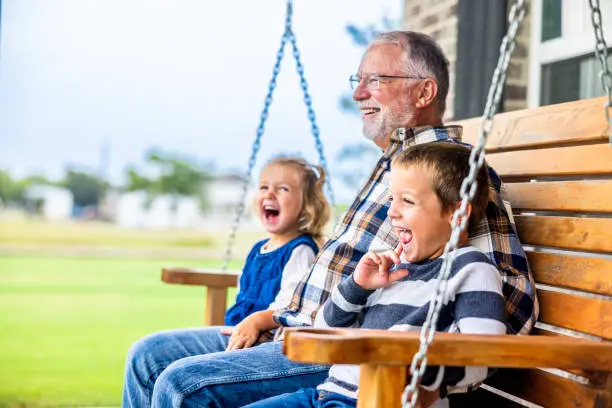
[506,180,612,213]
[161,267,239,288]
[527,251,612,296]
[515,215,612,253]
[283,329,612,370]
[532,327,610,386]
[358,365,406,408]
[486,369,610,408]
[538,290,612,339]
[485,143,612,179]
[453,96,609,149]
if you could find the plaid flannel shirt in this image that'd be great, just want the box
[273,125,539,335]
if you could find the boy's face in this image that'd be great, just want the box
[388,164,454,263]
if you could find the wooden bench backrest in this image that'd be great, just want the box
[449,96,612,408]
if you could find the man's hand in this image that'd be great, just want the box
[220,315,261,351]
[353,245,409,290]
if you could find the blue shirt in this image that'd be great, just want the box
[225,234,319,326]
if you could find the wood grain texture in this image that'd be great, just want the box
[486,369,610,408]
[204,287,228,326]
[283,329,612,369]
[515,215,612,253]
[538,290,612,339]
[485,143,612,179]
[526,251,612,295]
[161,267,239,288]
[453,96,609,150]
[161,267,238,326]
[357,365,406,408]
[506,180,612,213]
[532,327,610,386]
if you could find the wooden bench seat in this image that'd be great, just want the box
[284,97,612,408]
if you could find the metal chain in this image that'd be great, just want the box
[401,1,527,406]
[288,32,337,207]
[588,0,612,145]
[222,0,335,270]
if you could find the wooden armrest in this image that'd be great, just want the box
[161,267,240,326]
[283,328,612,370]
[161,267,239,288]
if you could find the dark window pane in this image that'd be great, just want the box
[540,58,579,105]
[540,50,612,106]
[542,0,562,42]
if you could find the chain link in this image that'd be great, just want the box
[588,0,612,145]
[401,1,527,406]
[222,0,335,270]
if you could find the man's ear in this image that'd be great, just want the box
[416,79,438,109]
[448,201,472,227]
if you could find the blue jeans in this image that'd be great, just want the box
[122,326,330,408]
[242,388,356,408]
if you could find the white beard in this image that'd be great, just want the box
[362,105,414,143]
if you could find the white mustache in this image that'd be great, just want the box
[358,101,381,110]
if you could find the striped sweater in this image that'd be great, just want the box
[314,246,507,400]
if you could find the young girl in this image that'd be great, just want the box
[221,155,331,350]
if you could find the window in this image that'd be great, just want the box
[528,0,612,107]
[541,0,562,42]
[540,51,612,106]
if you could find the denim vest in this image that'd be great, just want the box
[224,235,318,326]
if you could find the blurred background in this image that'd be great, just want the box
[0,0,610,406]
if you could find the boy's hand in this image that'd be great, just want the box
[353,245,409,290]
[220,316,261,351]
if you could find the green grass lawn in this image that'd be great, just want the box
[0,255,239,407]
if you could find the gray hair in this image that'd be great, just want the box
[372,31,449,116]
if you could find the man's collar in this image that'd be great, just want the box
[389,125,463,146]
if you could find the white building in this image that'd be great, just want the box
[24,185,73,220]
[112,173,257,229]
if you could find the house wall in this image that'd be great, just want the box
[403,0,531,119]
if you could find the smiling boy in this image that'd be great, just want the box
[243,142,507,408]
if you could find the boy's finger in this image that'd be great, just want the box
[378,262,388,277]
[220,328,233,335]
[244,337,257,349]
[394,242,403,256]
[388,268,410,283]
[387,250,401,264]
[378,256,392,276]
[228,336,244,351]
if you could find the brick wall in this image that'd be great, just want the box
[404,0,459,119]
[403,0,531,119]
[504,1,531,112]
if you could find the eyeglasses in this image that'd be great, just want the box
[349,74,428,90]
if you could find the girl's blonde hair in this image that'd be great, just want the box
[263,155,331,245]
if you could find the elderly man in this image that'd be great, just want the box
[122,31,537,408]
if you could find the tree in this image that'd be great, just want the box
[62,170,108,208]
[125,149,212,214]
[0,171,52,207]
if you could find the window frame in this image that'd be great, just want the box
[528,0,612,107]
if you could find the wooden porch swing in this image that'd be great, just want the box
[284,0,612,406]
[162,0,612,406]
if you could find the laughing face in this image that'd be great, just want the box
[388,164,455,263]
[353,43,418,147]
[256,164,304,237]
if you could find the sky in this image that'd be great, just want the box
[0,0,403,202]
